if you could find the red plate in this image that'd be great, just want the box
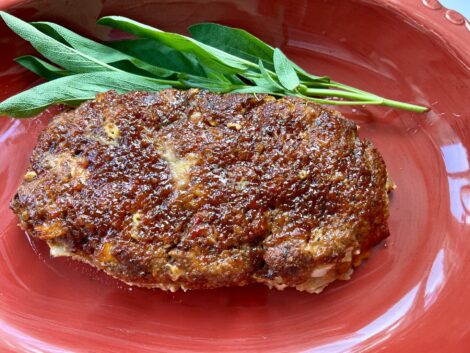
[1,0,469,352]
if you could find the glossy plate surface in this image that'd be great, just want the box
[0,0,469,352]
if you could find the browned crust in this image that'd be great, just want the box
[11,89,391,292]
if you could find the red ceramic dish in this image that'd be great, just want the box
[0,0,469,352]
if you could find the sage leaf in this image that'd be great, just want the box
[97,16,254,74]
[32,21,175,78]
[178,73,233,92]
[189,23,274,70]
[0,71,171,118]
[107,38,206,77]
[15,55,68,80]
[0,11,118,73]
[255,59,284,92]
[190,22,329,83]
[231,86,279,94]
[273,48,300,91]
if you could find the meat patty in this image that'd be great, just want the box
[11,89,392,293]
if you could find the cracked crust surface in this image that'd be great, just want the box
[11,89,391,293]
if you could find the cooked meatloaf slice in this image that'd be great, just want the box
[11,89,392,293]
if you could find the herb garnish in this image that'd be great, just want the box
[0,12,427,118]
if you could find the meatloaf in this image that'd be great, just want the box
[11,89,393,293]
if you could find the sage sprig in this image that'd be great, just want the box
[0,11,427,118]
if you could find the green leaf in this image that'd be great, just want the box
[178,73,232,92]
[97,16,254,74]
[0,71,171,118]
[189,23,274,70]
[254,59,284,92]
[15,55,68,80]
[32,21,175,78]
[294,64,330,83]
[107,38,206,76]
[0,11,118,74]
[189,22,329,82]
[230,86,278,94]
[206,71,231,84]
[273,48,300,91]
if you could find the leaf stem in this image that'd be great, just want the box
[300,87,428,113]
[301,88,376,101]
[381,98,428,113]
